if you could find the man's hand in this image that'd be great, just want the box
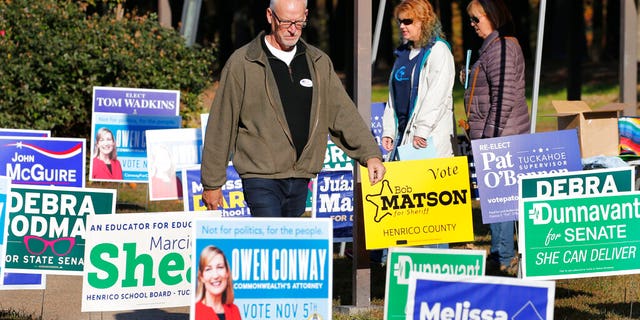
[202,188,224,210]
[366,158,386,185]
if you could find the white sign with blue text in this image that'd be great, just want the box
[405,273,555,320]
[192,218,333,320]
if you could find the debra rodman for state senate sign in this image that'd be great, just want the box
[192,218,333,320]
[0,176,46,291]
[3,186,116,275]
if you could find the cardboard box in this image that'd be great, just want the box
[551,100,623,158]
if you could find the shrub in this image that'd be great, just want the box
[0,0,217,138]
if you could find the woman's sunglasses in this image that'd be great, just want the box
[470,16,482,24]
[397,18,413,26]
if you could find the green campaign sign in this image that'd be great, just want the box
[383,247,486,320]
[3,186,116,275]
[519,167,636,280]
[520,166,634,199]
[520,192,640,280]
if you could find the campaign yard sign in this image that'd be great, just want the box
[82,211,217,312]
[0,176,46,290]
[384,247,486,320]
[0,137,85,188]
[146,128,202,201]
[1,273,45,290]
[93,86,181,117]
[360,156,474,249]
[519,167,640,280]
[519,166,635,200]
[471,129,582,224]
[3,186,116,275]
[313,169,354,241]
[181,164,251,217]
[0,129,50,137]
[90,86,182,182]
[371,102,389,158]
[405,274,555,320]
[90,114,181,182]
[192,218,332,320]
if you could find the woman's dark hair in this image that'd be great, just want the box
[478,0,515,36]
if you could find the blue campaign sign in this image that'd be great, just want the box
[0,137,85,188]
[182,164,251,217]
[471,129,582,223]
[0,176,46,290]
[313,169,353,241]
[192,218,332,320]
[371,102,388,157]
[2,273,45,290]
[406,274,555,320]
[90,113,182,182]
[0,129,50,137]
[93,86,180,117]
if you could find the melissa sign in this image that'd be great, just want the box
[405,274,555,320]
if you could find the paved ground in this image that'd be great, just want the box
[0,275,189,320]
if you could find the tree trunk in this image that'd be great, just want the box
[116,3,124,20]
[158,0,172,28]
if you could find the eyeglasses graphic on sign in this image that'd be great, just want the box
[23,235,76,256]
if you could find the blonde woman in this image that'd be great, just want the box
[381,0,456,161]
[92,127,123,180]
[195,246,241,320]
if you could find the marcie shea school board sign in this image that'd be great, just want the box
[82,211,218,312]
[518,167,640,279]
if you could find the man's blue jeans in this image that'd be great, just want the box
[242,178,310,217]
[489,221,515,267]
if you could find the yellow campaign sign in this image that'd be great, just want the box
[361,156,474,249]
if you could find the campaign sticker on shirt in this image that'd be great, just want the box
[300,78,313,87]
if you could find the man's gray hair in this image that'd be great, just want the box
[270,0,308,11]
